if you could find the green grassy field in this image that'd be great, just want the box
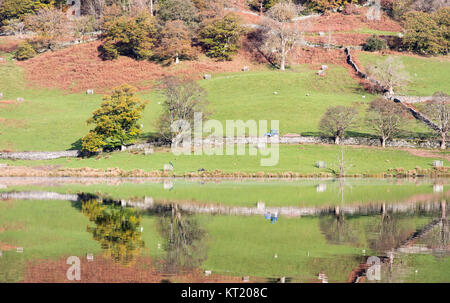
[1,144,447,175]
[0,51,434,152]
[358,52,450,96]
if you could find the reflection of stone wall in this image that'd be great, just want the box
[1,191,447,218]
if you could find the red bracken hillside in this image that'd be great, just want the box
[17,41,265,93]
[14,6,403,93]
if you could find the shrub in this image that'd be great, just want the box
[81,84,148,153]
[342,3,359,15]
[14,41,37,61]
[99,13,157,60]
[307,0,358,13]
[199,14,244,61]
[157,0,199,25]
[0,0,57,25]
[363,35,387,52]
[403,11,447,55]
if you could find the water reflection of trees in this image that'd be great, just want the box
[365,214,409,253]
[156,204,207,274]
[82,199,145,266]
[319,213,360,246]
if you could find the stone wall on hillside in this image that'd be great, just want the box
[0,136,446,161]
[0,150,79,160]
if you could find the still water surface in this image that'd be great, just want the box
[0,177,448,283]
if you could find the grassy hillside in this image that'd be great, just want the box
[0,51,435,152]
[358,52,450,96]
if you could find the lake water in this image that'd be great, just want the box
[0,177,448,283]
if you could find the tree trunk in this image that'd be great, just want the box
[175,55,179,64]
[334,136,340,145]
[441,132,446,150]
[381,137,386,148]
[280,52,286,71]
[150,0,154,16]
[280,40,286,71]
[388,86,394,96]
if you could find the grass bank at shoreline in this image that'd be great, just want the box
[1,144,448,178]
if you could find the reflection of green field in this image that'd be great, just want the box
[198,215,364,281]
[198,215,439,281]
[399,254,450,283]
[0,199,165,282]
[0,200,101,282]
[0,198,447,282]
[1,179,447,207]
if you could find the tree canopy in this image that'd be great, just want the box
[81,84,148,153]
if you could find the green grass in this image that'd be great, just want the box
[355,28,401,36]
[358,52,450,96]
[1,144,447,175]
[0,54,373,151]
[195,65,375,136]
[0,51,439,152]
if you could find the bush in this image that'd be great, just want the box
[81,84,148,153]
[14,41,37,61]
[342,3,359,15]
[158,0,199,25]
[199,14,244,61]
[99,13,157,60]
[0,0,56,25]
[307,0,358,13]
[363,35,387,52]
[403,11,447,55]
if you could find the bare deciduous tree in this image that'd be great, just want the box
[157,77,212,141]
[425,92,450,149]
[1,18,25,38]
[155,20,196,64]
[366,98,406,148]
[319,106,359,145]
[82,0,106,18]
[25,8,71,49]
[366,56,411,96]
[262,1,306,71]
[412,0,449,13]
